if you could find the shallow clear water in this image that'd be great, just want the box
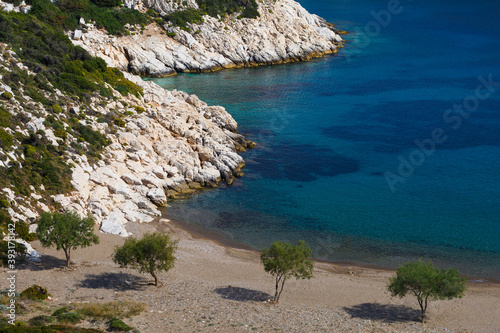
[148,0,500,278]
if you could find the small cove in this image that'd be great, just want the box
[147,0,500,278]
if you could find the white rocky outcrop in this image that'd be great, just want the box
[1,44,250,238]
[72,0,343,76]
[59,72,250,236]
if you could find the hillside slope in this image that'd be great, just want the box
[74,0,343,76]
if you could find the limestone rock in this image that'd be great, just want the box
[100,209,130,237]
[146,188,167,206]
[121,173,142,185]
[71,0,343,75]
[73,30,82,40]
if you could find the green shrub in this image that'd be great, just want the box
[52,306,71,317]
[58,0,90,10]
[0,129,13,149]
[1,135,74,196]
[28,315,56,326]
[52,104,63,113]
[1,91,13,100]
[53,128,68,139]
[20,285,48,301]
[113,118,126,127]
[0,240,27,266]
[15,221,36,242]
[196,0,259,19]
[91,0,121,7]
[106,318,131,331]
[166,8,203,29]
[133,106,145,113]
[74,301,146,320]
[0,324,105,332]
[0,105,12,127]
[57,311,82,324]
[0,198,9,208]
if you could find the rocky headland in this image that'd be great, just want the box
[73,0,343,76]
[1,0,341,239]
[1,50,251,238]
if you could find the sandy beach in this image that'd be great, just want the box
[6,218,500,332]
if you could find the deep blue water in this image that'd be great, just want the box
[148,0,500,278]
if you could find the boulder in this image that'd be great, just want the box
[100,209,130,237]
[121,173,142,185]
[73,30,82,40]
[146,188,167,206]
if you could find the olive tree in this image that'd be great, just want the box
[36,211,99,268]
[260,240,314,303]
[388,259,466,322]
[112,232,178,286]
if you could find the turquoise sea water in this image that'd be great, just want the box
[148,0,500,278]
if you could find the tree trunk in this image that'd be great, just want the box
[418,298,428,323]
[274,275,281,302]
[421,295,429,323]
[276,278,287,303]
[151,271,159,286]
[63,247,71,268]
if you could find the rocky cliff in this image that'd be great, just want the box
[68,73,251,236]
[0,44,250,238]
[1,0,342,241]
[73,0,343,76]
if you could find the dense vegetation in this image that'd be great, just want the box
[0,292,144,331]
[165,0,260,30]
[0,10,142,201]
[29,0,150,36]
[0,11,143,99]
[0,8,144,243]
[196,0,259,19]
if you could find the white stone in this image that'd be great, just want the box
[121,173,142,185]
[15,239,41,262]
[73,30,82,40]
[29,223,38,234]
[100,209,130,237]
[146,188,167,206]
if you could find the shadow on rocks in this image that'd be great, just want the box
[343,303,420,323]
[77,272,148,291]
[215,286,271,302]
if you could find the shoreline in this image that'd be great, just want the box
[13,212,500,332]
[162,213,500,286]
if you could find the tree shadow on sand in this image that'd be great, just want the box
[17,255,68,271]
[215,286,271,302]
[77,272,148,291]
[343,303,420,323]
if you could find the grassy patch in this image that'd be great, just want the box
[164,0,260,29]
[106,318,131,331]
[196,0,259,19]
[29,0,150,36]
[74,301,147,320]
[0,324,104,332]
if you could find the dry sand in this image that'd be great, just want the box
[4,219,500,332]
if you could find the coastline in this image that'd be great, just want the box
[72,0,344,78]
[164,213,500,285]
